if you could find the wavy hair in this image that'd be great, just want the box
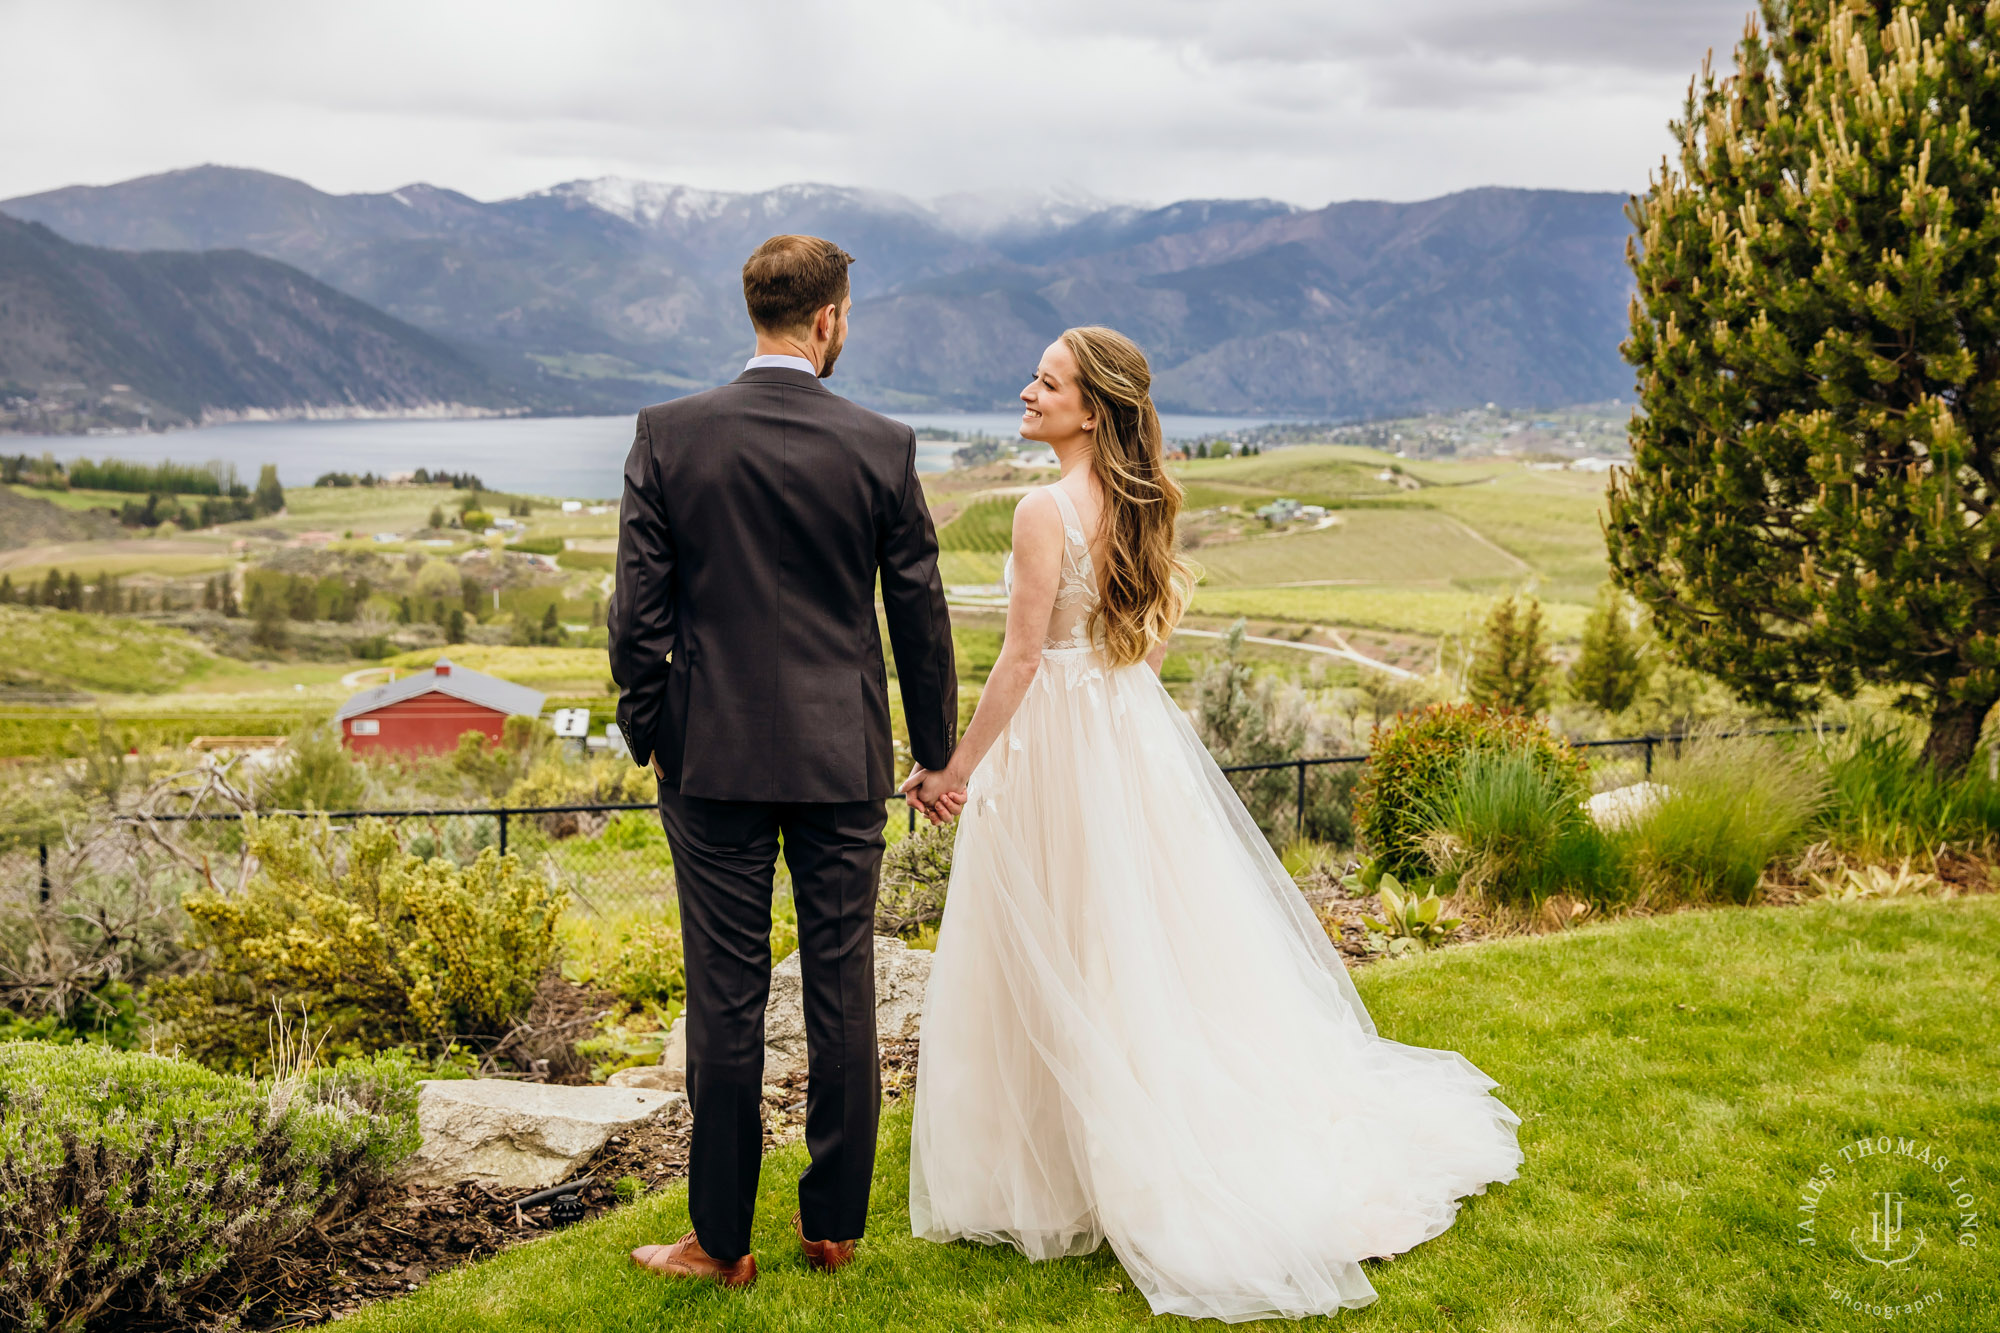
[1061,326,1195,666]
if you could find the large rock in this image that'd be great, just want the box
[1585,781,1670,830]
[658,936,933,1084]
[404,1079,685,1190]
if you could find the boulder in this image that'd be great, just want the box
[404,1079,685,1190]
[658,936,933,1084]
[762,935,932,1080]
[1585,781,1670,830]
[606,1064,679,1092]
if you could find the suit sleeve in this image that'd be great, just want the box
[608,410,676,769]
[878,428,957,772]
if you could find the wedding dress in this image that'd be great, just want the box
[908,485,1523,1322]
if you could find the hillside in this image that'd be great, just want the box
[1,167,1637,417]
[0,213,526,431]
[0,485,120,548]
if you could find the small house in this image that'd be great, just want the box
[336,658,545,755]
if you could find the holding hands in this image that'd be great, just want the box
[901,763,969,826]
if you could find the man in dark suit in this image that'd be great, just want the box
[610,235,957,1286]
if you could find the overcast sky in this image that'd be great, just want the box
[0,0,1757,208]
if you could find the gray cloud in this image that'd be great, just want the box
[0,0,1757,206]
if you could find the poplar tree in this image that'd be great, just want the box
[1611,2,2000,771]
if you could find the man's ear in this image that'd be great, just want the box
[815,304,838,341]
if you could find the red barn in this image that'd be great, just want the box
[336,658,546,756]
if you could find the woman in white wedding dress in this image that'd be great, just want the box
[900,327,1524,1323]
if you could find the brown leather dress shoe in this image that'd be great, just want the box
[630,1231,757,1287]
[794,1212,858,1271]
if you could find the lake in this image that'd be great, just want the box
[19,410,1297,499]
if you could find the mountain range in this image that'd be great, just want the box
[0,212,516,431]
[0,166,1639,420]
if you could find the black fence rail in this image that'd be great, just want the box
[28,728,1840,910]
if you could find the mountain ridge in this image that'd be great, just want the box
[0,212,528,432]
[1,166,1638,417]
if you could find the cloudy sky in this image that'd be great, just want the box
[1,0,1757,208]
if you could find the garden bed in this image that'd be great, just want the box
[241,1040,922,1329]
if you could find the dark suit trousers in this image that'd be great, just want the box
[657,787,887,1261]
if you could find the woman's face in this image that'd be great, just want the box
[1020,341,1092,444]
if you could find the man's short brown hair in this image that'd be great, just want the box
[742,235,855,334]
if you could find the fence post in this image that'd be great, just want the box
[909,804,916,836]
[498,810,509,857]
[1295,761,1307,841]
[1644,738,1655,779]
[38,842,50,903]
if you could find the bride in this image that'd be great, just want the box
[899,326,1524,1322]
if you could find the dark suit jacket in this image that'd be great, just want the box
[608,367,957,803]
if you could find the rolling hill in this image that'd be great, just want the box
[2,167,1638,417]
[0,213,526,430]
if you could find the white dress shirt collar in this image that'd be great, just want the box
[744,353,818,375]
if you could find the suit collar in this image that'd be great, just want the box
[732,366,832,394]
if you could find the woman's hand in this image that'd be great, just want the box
[901,764,970,825]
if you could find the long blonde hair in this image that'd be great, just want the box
[1061,326,1195,666]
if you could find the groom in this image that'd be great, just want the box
[609,234,958,1285]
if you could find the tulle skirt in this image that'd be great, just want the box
[909,650,1524,1322]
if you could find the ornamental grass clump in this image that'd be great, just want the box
[0,1041,419,1332]
[1627,731,1827,907]
[153,814,567,1070]
[1818,721,2000,860]
[1417,749,1629,910]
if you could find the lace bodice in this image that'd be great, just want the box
[1002,485,1100,654]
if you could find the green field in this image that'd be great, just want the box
[930,447,1619,640]
[1192,508,1525,588]
[335,896,2000,1333]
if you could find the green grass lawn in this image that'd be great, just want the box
[335,897,2000,1332]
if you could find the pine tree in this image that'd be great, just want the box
[1571,586,1650,714]
[1467,594,1555,713]
[447,608,466,643]
[1612,3,2000,772]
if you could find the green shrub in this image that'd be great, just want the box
[505,754,655,814]
[153,815,568,1069]
[1356,704,1587,874]
[0,1041,419,1331]
[603,919,685,1009]
[877,819,953,937]
[507,535,564,556]
[1627,731,1827,906]
[259,721,368,811]
[1418,749,1627,908]
[1818,721,2000,859]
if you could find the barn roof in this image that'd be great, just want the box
[336,658,546,723]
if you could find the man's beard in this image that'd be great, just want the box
[817,329,844,379]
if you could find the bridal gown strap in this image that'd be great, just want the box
[912,484,1523,1323]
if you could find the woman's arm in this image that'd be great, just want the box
[906,489,1065,810]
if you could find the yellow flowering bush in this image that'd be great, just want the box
[155,815,568,1070]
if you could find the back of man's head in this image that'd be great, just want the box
[742,235,855,335]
